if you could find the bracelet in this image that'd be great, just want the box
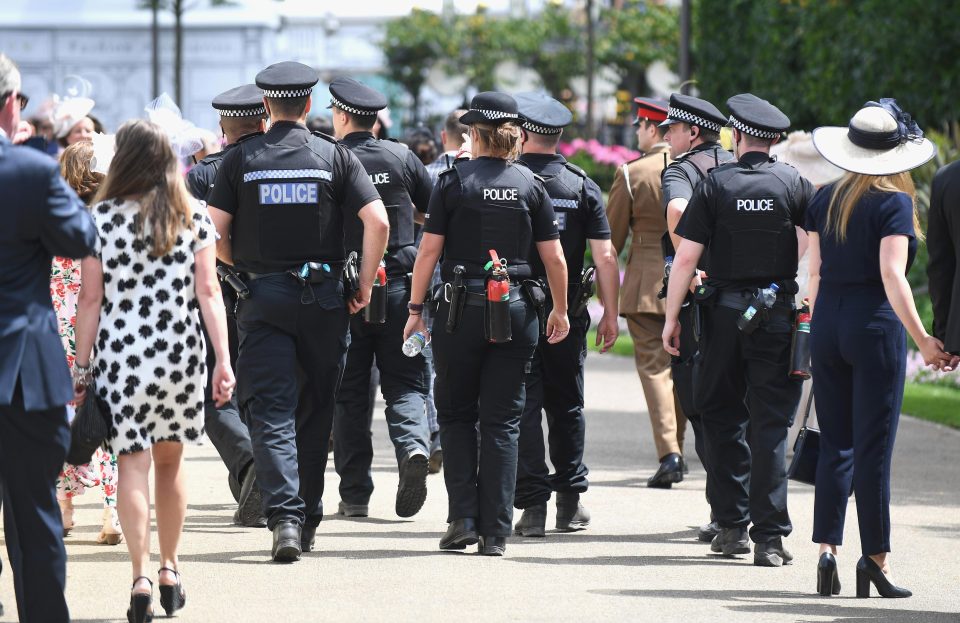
[407,302,424,313]
[72,364,95,386]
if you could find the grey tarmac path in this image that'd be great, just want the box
[2,355,958,622]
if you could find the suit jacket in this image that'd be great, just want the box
[606,143,672,315]
[927,159,960,353]
[0,136,97,411]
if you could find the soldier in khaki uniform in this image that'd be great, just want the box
[607,98,687,488]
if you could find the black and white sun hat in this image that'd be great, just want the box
[459,91,520,126]
[812,98,937,176]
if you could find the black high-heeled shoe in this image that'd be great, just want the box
[856,556,912,598]
[127,577,153,623]
[816,552,841,596]
[158,567,187,616]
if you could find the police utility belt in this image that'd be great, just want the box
[692,284,794,339]
[438,265,527,343]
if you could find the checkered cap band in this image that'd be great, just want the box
[521,121,562,135]
[243,168,333,183]
[217,106,266,117]
[261,87,313,98]
[330,95,379,116]
[474,108,519,121]
[728,115,781,139]
[666,106,722,133]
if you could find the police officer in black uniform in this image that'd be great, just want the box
[511,92,621,537]
[403,92,570,556]
[663,93,814,567]
[328,77,434,519]
[207,61,389,562]
[185,84,267,527]
[659,93,734,538]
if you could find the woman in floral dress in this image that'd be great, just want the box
[53,141,122,545]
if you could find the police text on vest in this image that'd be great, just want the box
[370,171,390,185]
[736,198,775,211]
[483,188,518,202]
[259,182,319,205]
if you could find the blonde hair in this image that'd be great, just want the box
[59,141,103,204]
[94,119,193,257]
[472,121,521,160]
[824,172,922,242]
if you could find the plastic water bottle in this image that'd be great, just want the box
[402,331,429,357]
[737,283,780,333]
[664,255,674,279]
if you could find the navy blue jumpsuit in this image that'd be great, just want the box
[806,187,917,556]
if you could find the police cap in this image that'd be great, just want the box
[633,97,669,126]
[515,92,572,135]
[459,91,519,126]
[659,93,726,134]
[328,77,387,116]
[726,93,790,139]
[255,61,319,99]
[211,84,265,118]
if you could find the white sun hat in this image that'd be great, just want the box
[811,99,936,176]
[771,130,845,187]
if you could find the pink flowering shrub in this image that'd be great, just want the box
[559,139,642,190]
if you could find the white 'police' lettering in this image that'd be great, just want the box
[736,198,775,212]
[258,182,319,205]
[370,171,391,185]
[483,188,519,202]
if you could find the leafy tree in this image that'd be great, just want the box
[511,1,587,97]
[381,8,453,123]
[596,0,679,94]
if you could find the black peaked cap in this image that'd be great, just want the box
[212,84,265,117]
[255,61,319,98]
[328,77,387,116]
[459,91,519,126]
[659,93,726,133]
[726,93,790,139]
[515,91,572,135]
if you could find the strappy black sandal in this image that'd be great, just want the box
[127,576,153,623]
[158,567,187,616]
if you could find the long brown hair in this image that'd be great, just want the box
[93,119,193,257]
[824,172,922,242]
[59,141,103,204]
[472,121,522,160]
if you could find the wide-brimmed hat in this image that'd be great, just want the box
[771,131,844,187]
[459,92,519,126]
[53,96,96,139]
[812,99,937,175]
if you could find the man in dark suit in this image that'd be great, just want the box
[0,54,97,623]
[928,159,960,359]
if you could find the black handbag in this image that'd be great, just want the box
[787,391,819,486]
[66,383,112,466]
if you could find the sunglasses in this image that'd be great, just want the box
[2,91,29,111]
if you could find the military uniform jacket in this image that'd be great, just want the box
[606,143,671,315]
[207,121,380,274]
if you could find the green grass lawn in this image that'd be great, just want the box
[588,328,960,430]
[902,382,960,429]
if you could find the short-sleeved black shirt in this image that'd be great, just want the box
[661,142,734,209]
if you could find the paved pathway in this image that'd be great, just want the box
[2,355,959,622]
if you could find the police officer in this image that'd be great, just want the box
[207,61,389,562]
[663,93,814,567]
[185,84,267,527]
[403,92,570,556]
[659,93,734,538]
[328,77,434,519]
[510,92,619,537]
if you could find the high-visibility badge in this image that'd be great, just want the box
[258,182,319,205]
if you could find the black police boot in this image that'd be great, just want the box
[301,524,317,553]
[647,453,684,489]
[698,518,720,542]
[514,503,547,537]
[478,536,507,556]
[555,492,590,532]
[234,466,267,528]
[439,518,479,551]
[754,536,794,567]
[396,449,429,518]
[710,527,750,556]
[271,519,302,563]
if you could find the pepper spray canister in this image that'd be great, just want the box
[484,249,512,343]
[363,260,388,324]
[789,298,812,380]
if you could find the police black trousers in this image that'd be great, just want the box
[334,283,430,504]
[673,301,712,504]
[432,296,538,537]
[0,384,70,623]
[237,276,349,530]
[694,304,801,542]
[810,286,906,556]
[202,307,255,498]
[515,309,590,509]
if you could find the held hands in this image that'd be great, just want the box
[919,335,956,371]
[348,281,373,315]
[546,309,570,344]
[662,317,681,356]
[211,361,236,408]
[595,312,619,354]
[403,313,427,342]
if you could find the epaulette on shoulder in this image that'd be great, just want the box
[311,130,338,144]
[438,163,460,179]
[563,161,587,178]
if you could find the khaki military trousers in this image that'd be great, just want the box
[625,313,686,459]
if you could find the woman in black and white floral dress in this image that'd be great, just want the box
[74,119,234,623]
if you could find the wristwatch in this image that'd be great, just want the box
[407,302,424,313]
